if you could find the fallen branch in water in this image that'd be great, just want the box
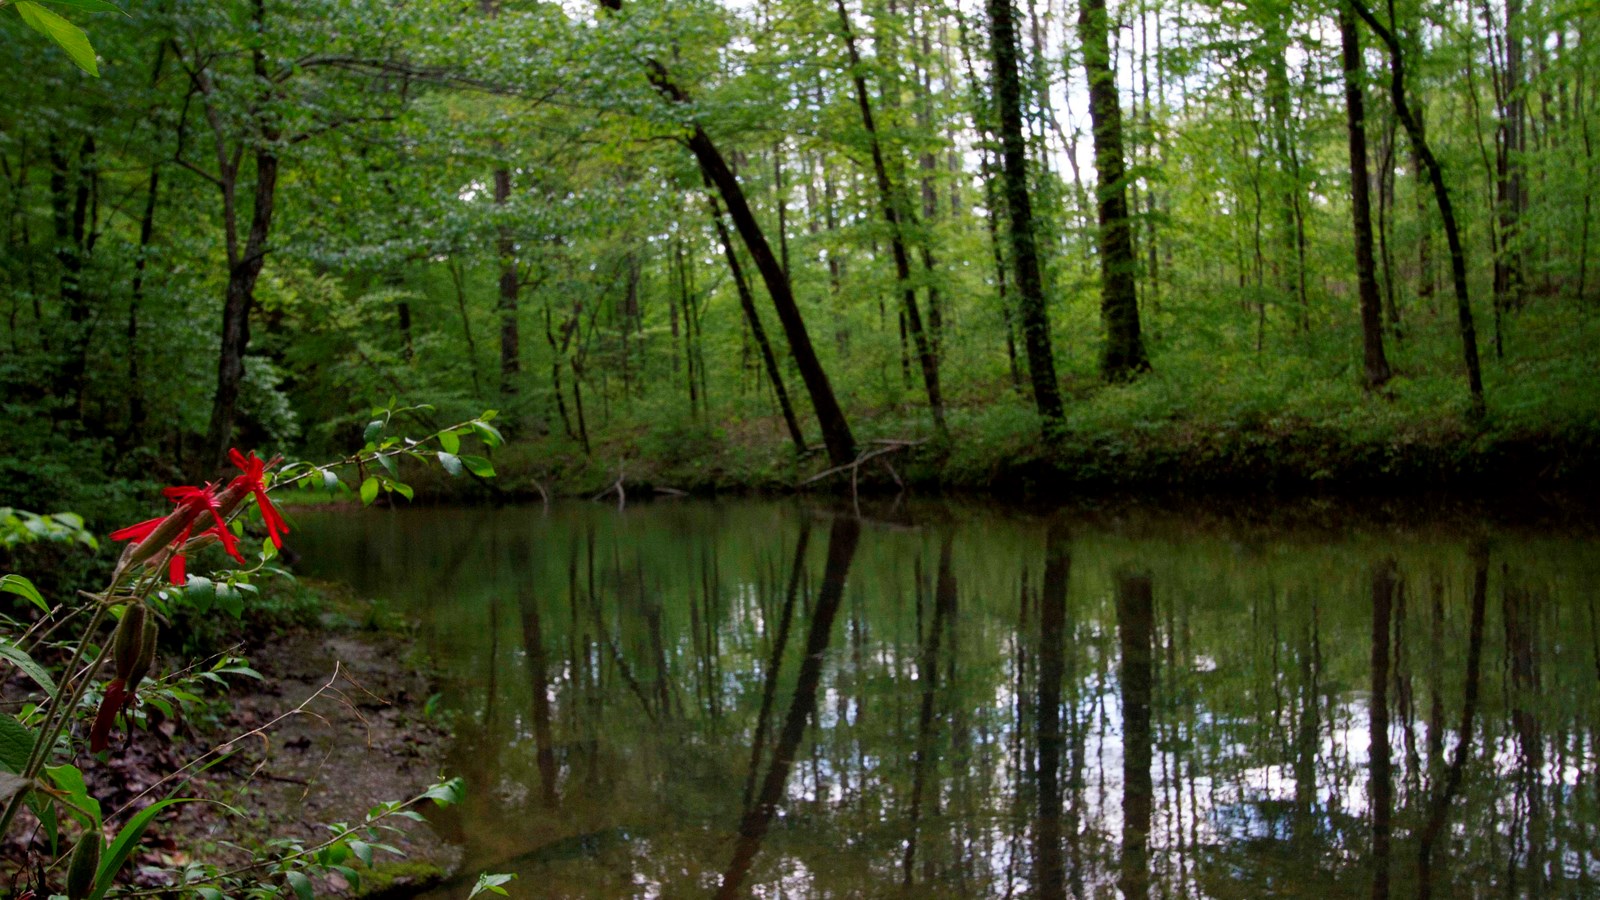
[800,439,924,505]
[592,466,626,509]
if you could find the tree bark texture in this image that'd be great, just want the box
[988,0,1064,423]
[1079,0,1150,381]
[1340,2,1393,388]
[705,191,808,453]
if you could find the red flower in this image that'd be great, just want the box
[89,677,130,753]
[228,448,289,549]
[111,483,244,585]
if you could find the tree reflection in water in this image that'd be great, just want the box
[289,501,1600,898]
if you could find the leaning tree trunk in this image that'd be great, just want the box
[1079,0,1150,381]
[597,0,855,464]
[1339,1,1392,388]
[988,0,1064,423]
[1351,0,1485,418]
[705,190,808,453]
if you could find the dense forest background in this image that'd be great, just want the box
[3,0,1598,520]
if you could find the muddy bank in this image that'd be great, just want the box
[4,615,462,897]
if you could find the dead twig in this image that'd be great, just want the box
[799,439,924,506]
[591,466,626,510]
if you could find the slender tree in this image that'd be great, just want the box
[1079,0,1150,380]
[833,0,946,435]
[1351,0,1486,418]
[987,0,1064,423]
[597,0,856,465]
[1340,1,1392,388]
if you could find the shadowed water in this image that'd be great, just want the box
[292,499,1600,898]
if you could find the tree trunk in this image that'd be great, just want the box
[988,0,1064,423]
[673,102,854,463]
[1079,0,1151,380]
[597,0,852,462]
[834,0,946,435]
[205,145,278,471]
[1340,1,1392,388]
[494,165,520,400]
[198,0,285,472]
[1351,0,1486,418]
[706,191,807,453]
[124,161,160,449]
[1491,0,1526,338]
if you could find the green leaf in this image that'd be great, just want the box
[0,639,57,697]
[375,453,398,478]
[0,714,33,773]
[14,1,98,75]
[185,576,216,614]
[91,798,200,900]
[348,839,374,868]
[333,864,361,891]
[419,777,463,807]
[322,469,342,491]
[0,772,29,804]
[285,870,314,900]
[363,419,384,444]
[46,763,100,830]
[1,574,49,614]
[458,456,496,478]
[470,421,505,448]
[437,452,463,477]
[438,430,461,454]
[261,536,279,562]
[359,477,379,506]
[214,583,243,619]
[389,481,414,502]
[39,0,126,12]
[469,872,516,898]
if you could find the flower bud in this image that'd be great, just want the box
[128,620,159,692]
[65,830,101,900]
[112,605,146,682]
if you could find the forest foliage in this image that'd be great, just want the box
[2,0,1598,514]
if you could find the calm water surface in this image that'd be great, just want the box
[293,499,1600,898]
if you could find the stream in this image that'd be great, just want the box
[292,497,1600,898]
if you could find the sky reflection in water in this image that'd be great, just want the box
[292,500,1600,899]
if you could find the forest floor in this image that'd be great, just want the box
[1,590,460,898]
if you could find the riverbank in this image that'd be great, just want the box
[0,585,461,897]
[384,393,1600,504]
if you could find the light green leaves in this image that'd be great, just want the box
[0,638,57,697]
[1,575,48,614]
[459,456,495,478]
[419,777,464,806]
[437,451,463,476]
[14,0,98,75]
[91,798,198,899]
[0,713,36,774]
[469,873,516,898]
